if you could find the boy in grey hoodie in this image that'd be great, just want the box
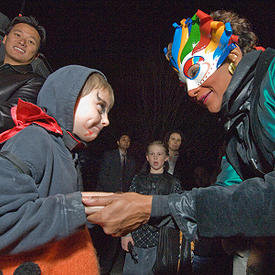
[0,65,114,274]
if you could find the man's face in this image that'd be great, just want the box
[73,88,112,142]
[3,23,40,65]
[168,132,182,152]
[117,135,130,150]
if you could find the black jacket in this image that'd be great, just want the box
[97,149,136,192]
[0,63,45,132]
[151,50,275,239]
[131,172,182,248]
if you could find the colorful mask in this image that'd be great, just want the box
[164,10,237,90]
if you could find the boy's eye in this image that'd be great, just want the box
[97,103,105,114]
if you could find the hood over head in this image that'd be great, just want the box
[37,65,107,132]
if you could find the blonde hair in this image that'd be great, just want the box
[146,140,169,156]
[81,73,114,109]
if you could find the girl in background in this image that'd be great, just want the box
[121,140,182,275]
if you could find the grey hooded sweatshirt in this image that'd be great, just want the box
[0,65,106,255]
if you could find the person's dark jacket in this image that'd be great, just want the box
[173,154,194,190]
[0,65,105,255]
[0,63,45,132]
[97,149,136,192]
[150,50,275,239]
[131,172,182,248]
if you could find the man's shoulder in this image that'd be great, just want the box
[0,63,45,81]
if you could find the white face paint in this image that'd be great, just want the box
[178,49,220,91]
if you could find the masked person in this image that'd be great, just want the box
[84,9,275,275]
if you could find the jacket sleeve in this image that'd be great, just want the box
[151,171,275,240]
[0,75,45,132]
[0,129,86,255]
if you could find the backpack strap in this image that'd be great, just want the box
[249,48,275,169]
[0,151,31,176]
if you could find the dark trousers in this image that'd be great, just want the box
[89,225,124,274]
[192,254,233,275]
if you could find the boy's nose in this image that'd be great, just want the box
[101,114,110,127]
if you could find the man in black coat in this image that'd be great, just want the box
[0,15,46,133]
[94,134,136,275]
[97,134,136,193]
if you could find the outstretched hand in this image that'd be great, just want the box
[82,192,153,237]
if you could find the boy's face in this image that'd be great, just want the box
[3,23,40,65]
[146,144,168,174]
[73,88,112,142]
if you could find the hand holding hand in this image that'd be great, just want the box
[82,192,153,237]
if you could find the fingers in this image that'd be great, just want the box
[84,205,105,215]
[121,237,130,251]
[84,193,153,237]
[82,192,115,207]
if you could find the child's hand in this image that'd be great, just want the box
[121,235,134,251]
[81,192,113,213]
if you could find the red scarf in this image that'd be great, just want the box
[0,99,63,143]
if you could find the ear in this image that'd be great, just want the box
[117,141,120,146]
[165,156,169,162]
[2,35,7,44]
[227,45,243,66]
[146,155,149,162]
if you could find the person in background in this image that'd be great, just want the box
[0,65,114,274]
[84,9,275,275]
[97,134,136,193]
[94,134,136,274]
[0,15,46,133]
[164,130,192,190]
[121,140,182,275]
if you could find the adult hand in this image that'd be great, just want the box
[82,192,152,237]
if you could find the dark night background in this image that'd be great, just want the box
[1,0,275,187]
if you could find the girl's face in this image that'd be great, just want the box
[73,88,112,142]
[146,144,168,174]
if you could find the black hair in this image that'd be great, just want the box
[163,130,184,147]
[6,15,46,49]
[116,133,131,142]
